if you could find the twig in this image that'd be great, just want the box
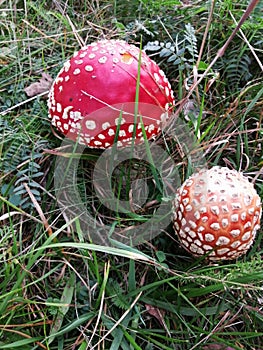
[0,90,49,116]
[22,19,62,45]
[196,0,216,68]
[23,183,52,236]
[87,261,110,348]
[65,14,85,48]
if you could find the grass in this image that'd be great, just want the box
[0,0,263,349]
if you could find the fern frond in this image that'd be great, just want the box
[107,278,130,310]
[1,120,49,210]
[222,52,252,90]
[144,23,198,69]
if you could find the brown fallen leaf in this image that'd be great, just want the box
[202,344,236,350]
[145,304,166,326]
[24,72,53,98]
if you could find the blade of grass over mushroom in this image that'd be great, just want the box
[125,39,143,208]
[132,38,143,145]
[139,115,163,193]
[119,41,142,213]
[110,110,126,215]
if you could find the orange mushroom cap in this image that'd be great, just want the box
[172,166,262,261]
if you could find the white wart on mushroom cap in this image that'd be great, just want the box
[172,166,262,261]
[48,39,175,148]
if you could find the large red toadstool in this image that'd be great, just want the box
[48,39,175,148]
[172,166,262,261]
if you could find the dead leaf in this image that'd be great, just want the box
[202,344,236,350]
[24,73,53,98]
[0,47,16,65]
[145,304,166,326]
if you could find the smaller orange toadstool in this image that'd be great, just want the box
[172,166,262,261]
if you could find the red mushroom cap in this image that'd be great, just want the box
[48,39,175,148]
[173,166,262,261]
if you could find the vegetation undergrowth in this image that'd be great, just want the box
[0,0,262,349]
